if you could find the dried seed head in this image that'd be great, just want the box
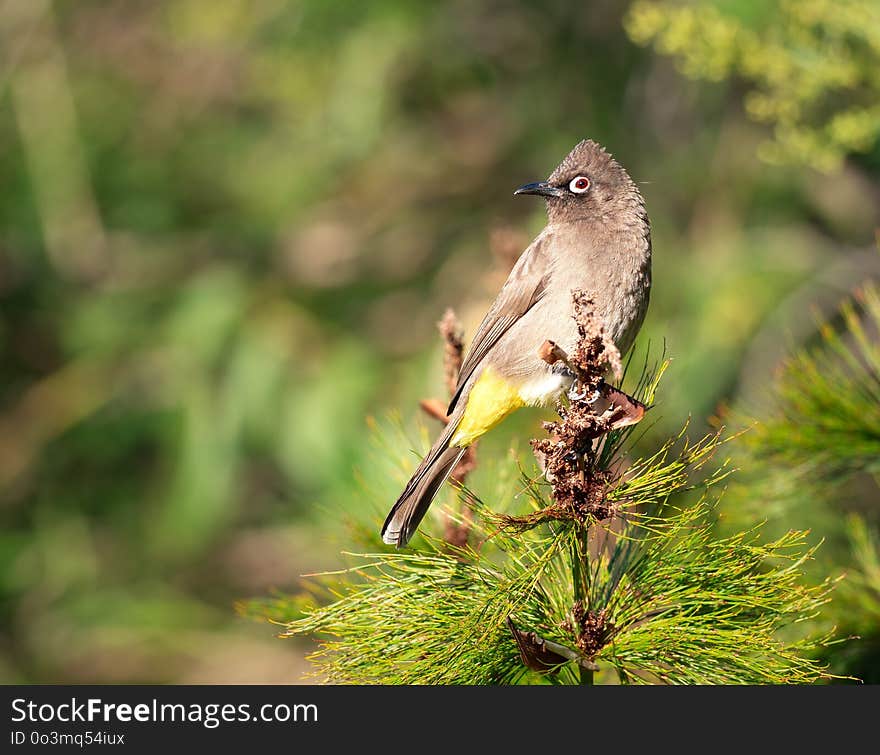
[564,602,615,659]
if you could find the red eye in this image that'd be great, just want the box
[569,176,590,193]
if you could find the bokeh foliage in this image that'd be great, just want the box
[0,0,877,682]
[626,0,880,171]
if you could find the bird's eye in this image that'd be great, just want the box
[569,176,590,193]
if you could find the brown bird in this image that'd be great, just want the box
[382,139,652,546]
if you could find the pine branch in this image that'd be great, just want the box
[249,290,838,684]
[264,493,834,684]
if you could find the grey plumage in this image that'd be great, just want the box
[382,139,652,547]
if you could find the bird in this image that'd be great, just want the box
[381,139,652,547]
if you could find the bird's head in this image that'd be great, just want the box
[514,139,644,226]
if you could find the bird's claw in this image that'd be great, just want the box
[568,384,601,403]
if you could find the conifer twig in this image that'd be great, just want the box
[500,291,647,679]
[420,308,478,547]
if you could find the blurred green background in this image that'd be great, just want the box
[1,0,878,683]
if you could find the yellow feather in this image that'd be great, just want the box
[450,368,525,447]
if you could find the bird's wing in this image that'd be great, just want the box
[447,232,552,414]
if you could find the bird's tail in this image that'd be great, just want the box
[381,421,466,547]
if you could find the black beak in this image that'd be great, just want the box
[514,180,565,198]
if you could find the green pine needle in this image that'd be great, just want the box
[265,422,835,684]
[744,284,880,482]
